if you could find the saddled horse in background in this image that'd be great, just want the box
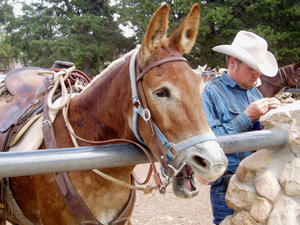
[257,61,300,97]
[193,65,227,83]
[3,4,227,225]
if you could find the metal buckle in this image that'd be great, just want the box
[142,108,151,121]
[42,120,51,127]
[160,162,187,191]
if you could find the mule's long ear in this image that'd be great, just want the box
[169,3,200,54]
[139,4,170,66]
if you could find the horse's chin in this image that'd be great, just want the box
[172,165,199,199]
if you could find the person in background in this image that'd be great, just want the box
[202,30,282,224]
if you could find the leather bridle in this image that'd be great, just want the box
[39,51,218,225]
[129,50,217,169]
[260,65,300,89]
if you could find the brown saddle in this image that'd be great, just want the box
[0,67,52,133]
[0,62,92,225]
[0,67,53,152]
[0,62,91,152]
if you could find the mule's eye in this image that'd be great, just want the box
[154,88,170,98]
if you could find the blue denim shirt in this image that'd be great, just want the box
[202,72,263,173]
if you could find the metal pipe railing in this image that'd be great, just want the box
[217,129,287,154]
[0,129,287,178]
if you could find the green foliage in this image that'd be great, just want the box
[1,0,299,75]
[0,1,14,71]
[0,28,13,71]
[3,0,135,77]
[116,0,300,69]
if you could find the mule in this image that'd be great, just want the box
[4,4,227,225]
[257,61,300,97]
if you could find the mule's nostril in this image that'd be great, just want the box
[193,156,209,168]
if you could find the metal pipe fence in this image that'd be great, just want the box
[0,129,287,178]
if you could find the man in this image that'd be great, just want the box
[202,30,281,224]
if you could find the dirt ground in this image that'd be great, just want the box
[6,163,214,225]
[131,163,214,225]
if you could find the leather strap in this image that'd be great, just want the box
[41,77,101,224]
[108,176,136,225]
[54,173,101,225]
[136,57,187,82]
[54,171,136,225]
[42,77,57,149]
[0,179,6,225]
[137,81,165,193]
[42,76,134,225]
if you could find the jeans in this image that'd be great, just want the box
[210,179,234,225]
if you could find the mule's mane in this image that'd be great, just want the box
[81,45,140,93]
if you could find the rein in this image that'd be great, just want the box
[42,66,160,225]
[62,92,163,193]
[52,63,165,193]
[39,51,217,224]
[44,50,217,195]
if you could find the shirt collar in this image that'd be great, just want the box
[221,71,243,89]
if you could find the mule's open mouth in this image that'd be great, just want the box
[175,164,197,192]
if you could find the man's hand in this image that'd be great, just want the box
[245,98,281,120]
[268,97,281,110]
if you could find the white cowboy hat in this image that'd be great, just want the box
[212,31,278,77]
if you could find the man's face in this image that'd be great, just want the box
[232,59,260,90]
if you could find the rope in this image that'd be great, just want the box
[92,169,157,195]
[59,75,162,194]
[40,64,165,194]
[38,66,76,111]
[39,67,160,195]
[62,84,80,148]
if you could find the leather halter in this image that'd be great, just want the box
[130,50,217,168]
[261,65,299,89]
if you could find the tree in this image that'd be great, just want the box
[3,0,136,77]
[0,28,13,71]
[116,0,198,43]
[0,1,14,72]
[116,0,300,69]
[234,0,300,66]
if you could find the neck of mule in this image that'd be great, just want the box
[63,64,136,143]
[48,63,137,224]
[259,73,286,98]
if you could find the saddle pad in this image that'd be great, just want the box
[8,94,78,152]
[9,111,56,152]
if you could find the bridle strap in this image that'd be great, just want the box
[282,65,299,88]
[130,50,217,167]
[153,123,216,152]
[137,79,168,169]
[261,65,298,89]
[137,56,187,82]
[130,51,189,168]
[260,69,285,88]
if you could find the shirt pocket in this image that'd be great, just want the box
[222,104,241,122]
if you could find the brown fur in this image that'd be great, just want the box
[7,4,227,225]
[258,61,300,97]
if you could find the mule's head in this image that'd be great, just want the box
[275,61,300,89]
[289,61,300,86]
[131,3,227,198]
